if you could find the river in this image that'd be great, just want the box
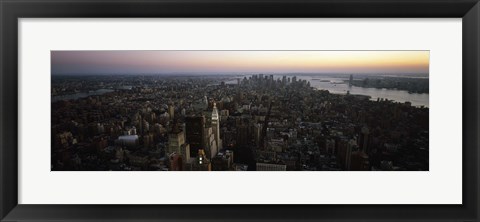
[227,75,429,107]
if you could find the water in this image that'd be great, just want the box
[52,89,114,102]
[227,75,429,107]
[307,77,429,107]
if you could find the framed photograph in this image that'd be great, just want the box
[1,0,479,221]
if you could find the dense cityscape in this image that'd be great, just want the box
[51,74,429,171]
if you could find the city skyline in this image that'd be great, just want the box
[51,50,429,171]
[51,50,429,75]
[51,73,429,171]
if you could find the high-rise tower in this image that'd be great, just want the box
[211,102,222,151]
[185,116,205,157]
[168,104,175,120]
[203,96,209,109]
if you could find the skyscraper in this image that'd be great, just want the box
[167,125,185,155]
[211,102,222,151]
[168,104,175,120]
[203,96,208,109]
[185,116,205,157]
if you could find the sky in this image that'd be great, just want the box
[51,51,429,75]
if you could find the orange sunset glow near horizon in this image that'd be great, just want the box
[51,51,429,75]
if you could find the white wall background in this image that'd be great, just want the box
[19,18,462,204]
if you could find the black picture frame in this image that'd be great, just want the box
[1,0,479,221]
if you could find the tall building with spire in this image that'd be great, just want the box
[211,102,222,151]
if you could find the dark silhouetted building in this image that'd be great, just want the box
[185,116,205,157]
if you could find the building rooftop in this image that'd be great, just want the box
[118,135,139,141]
